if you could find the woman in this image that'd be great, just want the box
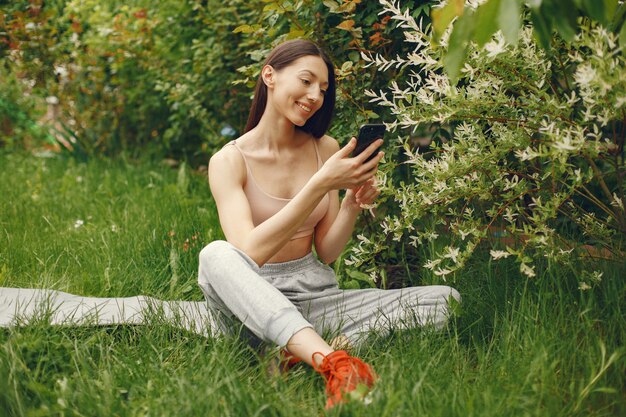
[198,39,460,408]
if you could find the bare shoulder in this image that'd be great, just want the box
[208,143,245,184]
[317,134,340,162]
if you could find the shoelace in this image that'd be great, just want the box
[312,351,376,403]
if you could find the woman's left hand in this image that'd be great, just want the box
[343,178,380,212]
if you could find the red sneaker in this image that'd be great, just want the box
[312,350,377,409]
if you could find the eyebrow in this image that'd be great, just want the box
[298,70,329,87]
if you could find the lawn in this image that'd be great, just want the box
[1,152,624,416]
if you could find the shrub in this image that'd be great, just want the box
[0,0,432,159]
[348,0,625,288]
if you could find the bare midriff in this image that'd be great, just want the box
[266,234,315,264]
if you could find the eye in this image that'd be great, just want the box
[301,79,311,85]
[320,89,327,96]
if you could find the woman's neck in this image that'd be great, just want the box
[253,106,307,150]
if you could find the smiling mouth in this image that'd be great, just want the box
[296,101,312,113]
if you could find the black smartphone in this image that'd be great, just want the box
[353,124,386,163]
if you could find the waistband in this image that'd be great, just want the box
[259,252,320,276]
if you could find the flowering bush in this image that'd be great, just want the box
[347,0,625,286]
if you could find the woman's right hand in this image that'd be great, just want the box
[316,137,384,191]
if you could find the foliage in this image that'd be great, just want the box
[0,66,52,149]
[347,0,626,286]
[431,0,626,81]
[0,0,432,159]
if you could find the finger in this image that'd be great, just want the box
[356,168,377,185]
[355,181,374,197]
[354,139,383,163]
[358,185,379,200]
[338,137,357,157]
[360,150,385,172]
[357,189,380,205]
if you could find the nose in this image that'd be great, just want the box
[307,89,322,103]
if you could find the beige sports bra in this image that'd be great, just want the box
[229,140,330,240]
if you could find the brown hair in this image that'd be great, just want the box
[244,39,336,138]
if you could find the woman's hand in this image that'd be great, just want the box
[342,178,380,212]
[315,137,383,192]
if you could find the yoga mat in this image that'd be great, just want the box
[0,287,218,337]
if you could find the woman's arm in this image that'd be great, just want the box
[209,140,377,266]
[314,139,383,264]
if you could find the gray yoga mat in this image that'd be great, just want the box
[0,287,218,336]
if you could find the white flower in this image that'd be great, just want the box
[433,267,452,277]
[520,263,536,278]
[484,32,507,58]
[502,175,519,191]
[552,135,580,152]
[54,65,68,79]
[574,64,596,88]
[459,229,471,240]
[610,193,624,210]
[514,146,539,161]
[503,208,517,224]
[589,271,603,282]
[443,246,460,264]
[578,282,591,291]
[356,234,371,244]
[490,250,511,260]
[98,27,114,37]
[423,259,442,270]
[74,219,84,229]
[110,224,118,233]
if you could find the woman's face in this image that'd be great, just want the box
[267,55,329,127]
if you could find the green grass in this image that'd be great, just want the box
[1,152,624,416]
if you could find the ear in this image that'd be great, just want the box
[261,65,275,88]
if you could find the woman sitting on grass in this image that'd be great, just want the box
[198,39,460,409]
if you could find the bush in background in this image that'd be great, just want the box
[0,0,431,160]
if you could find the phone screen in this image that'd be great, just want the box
[353,124,385,162]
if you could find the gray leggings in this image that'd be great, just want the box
[197,240,461,348]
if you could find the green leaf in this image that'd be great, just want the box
[444,9,475,83]
[233,25,254,34]
[548,0,577,42]
[346,270,372,283]
[498,0,521,44]
[342,280,361,289]
[431,0,465,41]
[604,0,619,22]
[609,1,626,30]
[365,110,379,119]
[592,387,618,394]
[530,8,553,50]
[619,20,626,50]
[474,0,501,47]
[263,3,280,12]
[322,0,340,13]
[286,28,305,39]
[582,0,607,24]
